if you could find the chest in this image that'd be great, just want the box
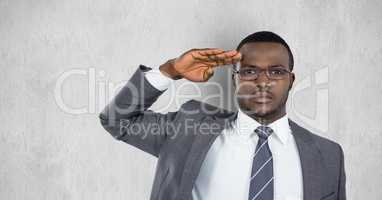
[193,132,304,200]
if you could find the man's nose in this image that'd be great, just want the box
[256,71,271,86]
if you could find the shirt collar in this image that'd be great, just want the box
[235,109,291,145]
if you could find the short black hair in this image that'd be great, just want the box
[236,31,294,71]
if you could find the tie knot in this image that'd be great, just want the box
[254,126,273,139]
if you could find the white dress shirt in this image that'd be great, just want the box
[145,67,304,200]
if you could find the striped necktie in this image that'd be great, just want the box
[248,126,274,200]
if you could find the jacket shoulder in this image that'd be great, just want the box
[289,120,343,155]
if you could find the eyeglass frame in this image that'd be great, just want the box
[232,63,293,81]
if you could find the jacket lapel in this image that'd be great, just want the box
[289,119,332,200]
[178,111,237,200]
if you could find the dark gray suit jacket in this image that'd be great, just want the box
[99,65,346,200]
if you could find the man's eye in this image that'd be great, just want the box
[269,68,285,75]
[241,69,256,74]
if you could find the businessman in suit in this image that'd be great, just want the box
[99,31,346,200]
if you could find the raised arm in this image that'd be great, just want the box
[99,49,241,157]
[99,64,174,157]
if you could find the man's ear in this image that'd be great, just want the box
[288,73,295,91]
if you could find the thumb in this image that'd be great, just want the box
[203,67,214,80]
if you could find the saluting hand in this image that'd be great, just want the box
[160,48,242,82]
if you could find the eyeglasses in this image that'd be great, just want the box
[232,63,292,81]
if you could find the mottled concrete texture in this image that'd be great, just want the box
[1,0,381,199]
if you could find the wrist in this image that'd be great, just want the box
[159,59,182,80]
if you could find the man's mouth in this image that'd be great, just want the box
[251,92,273,104]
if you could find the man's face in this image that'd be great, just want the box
[234,42,295,118]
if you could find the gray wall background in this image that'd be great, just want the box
[1,0,381,199]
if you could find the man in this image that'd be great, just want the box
[99,31,346,200]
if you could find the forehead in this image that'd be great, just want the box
[239,42,289,66]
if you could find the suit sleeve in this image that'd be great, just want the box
[144,67,174,91]
[99,64,178,157]
[338,145,346,200]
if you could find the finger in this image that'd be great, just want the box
[231,52,242,64]
[191,53,215,62]
[215,52,241,65]
[222,50,239,57]
[193,49,238,64]
[191,50,224,63]
[192,55,225,65]
[235,51,242,58]
[202,50,237,60]
[191,51,241,68]
[200,49,237,56]
[177,62,214,75]
[206,51,240,65]
[211,52,241,67]
[195,48,225,58]
[198,48,225,53]
[197,49,232,59]
[194,57,234,68]
[213,50,238,58]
